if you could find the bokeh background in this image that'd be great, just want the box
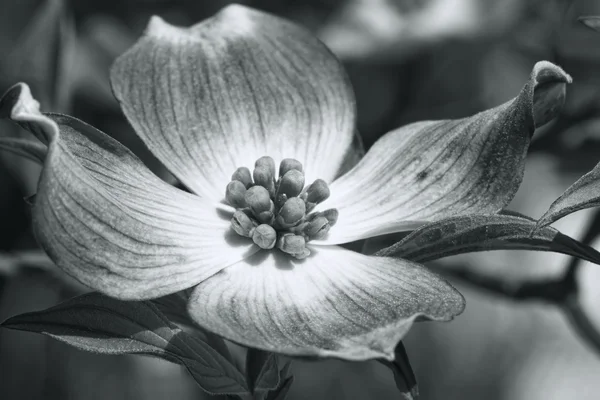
[2,0,600,399]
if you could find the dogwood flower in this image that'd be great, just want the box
[0,4,571,361]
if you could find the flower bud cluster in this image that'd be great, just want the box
[225,156,337,259]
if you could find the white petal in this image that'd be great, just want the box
[1,83,258,300]
[188,245,464,361]
[110,5,356,200]
[316,61,571,244]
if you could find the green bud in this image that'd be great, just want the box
[305,179,330,204]
[231,167,253,188]
[255,156,276,177]
[305,216,330,240]
[231,211,255,237]
[277,233,310,259]
[274,193,288,209]
[252,224,277,249]
[276,197,306,228]
[245,186,271,214]
[279,158,303,177]
[321,209,339,226]
[257,209,275,225]
[253,165,275,195]
[225,180,247,208]
[278,170,305,198]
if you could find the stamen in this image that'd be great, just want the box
[226,180,247,208]
[252,224,277,249]
[226,156,338,260]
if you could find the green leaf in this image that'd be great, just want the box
[246,348,280,393]
[152,291,234,363]
[375,214,600,264]
[379,342,419,400]
[537,160,600,228]
[1,293,249,395]
[265,361,294,400]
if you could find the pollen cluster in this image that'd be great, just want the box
[225,156,338,259]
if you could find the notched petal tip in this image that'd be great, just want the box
[531,61,572,128]
[146,5,257,40]
[0,83,25,119]
[216,3,255,24]
[145,15,185,39]
[111,5,356,200]
[0,82,58,144]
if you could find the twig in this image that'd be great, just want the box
[561,293,600,354]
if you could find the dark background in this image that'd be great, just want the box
[2,0,600,398]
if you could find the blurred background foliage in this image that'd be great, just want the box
[2,0,600,399]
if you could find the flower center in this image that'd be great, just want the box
[225,156,338,259]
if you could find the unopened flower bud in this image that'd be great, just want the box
[231,167,253,188]
[278,170,305,198]
[255,156,276,177]
[253,165,275,195]
[276,197,306,228]
[231,210,255,237]
[305,216,330,240]
[321,209,338,226]
[277,233,310,259]
[254,156,276,193]
[305,179,330,204]
[256,209,275,225]
[252,224,277,249]
[245,186,271,214]
[225,180,247,208]
[279,158,303,177]
[274,193,288,209]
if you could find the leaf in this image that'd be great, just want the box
[375,214,600,265]
[246,348,280,393]
[1,293,249,395]
[152,291,234,363]
[379,342,419,400]
[265,361,294,400]
[537,160,600,228]
[579,16,600,32]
